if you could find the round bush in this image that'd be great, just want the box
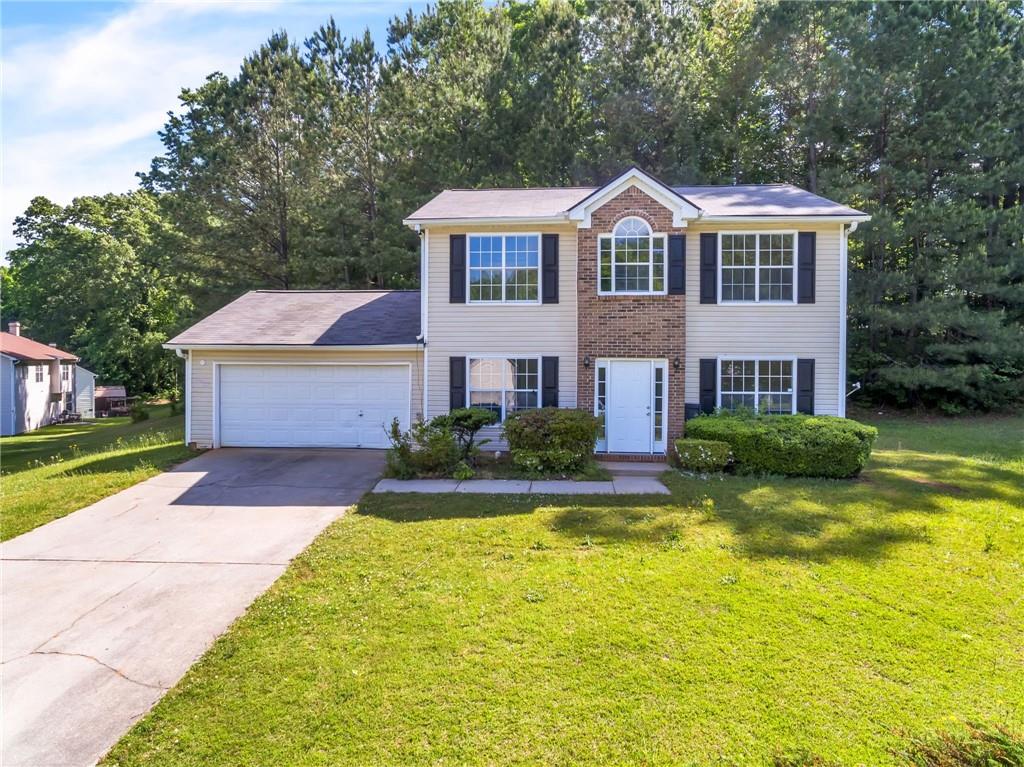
[674,438,732,473]
[685,413,877,478]
[503,408,600,475]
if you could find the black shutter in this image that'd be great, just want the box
[699,358,717,414]
[449,234,466,303]
[796,358,815,414]
[700,233,717,304]
[797,232,816,304]
[668,234,686,295]
[542,356,559,407]
[542,234,559,304]
[449,356,467,410]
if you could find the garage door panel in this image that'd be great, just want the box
[218,364,409,448]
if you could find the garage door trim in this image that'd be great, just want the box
[212,360,413,448]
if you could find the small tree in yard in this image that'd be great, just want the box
[434,408,499,461]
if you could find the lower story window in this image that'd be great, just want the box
[719,359,794,414]
[468,357,539,421]
[595,364,608,450]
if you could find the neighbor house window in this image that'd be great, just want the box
[35,366,43,383]
[468,235,539,302]
[720,233,795,302]
[719,359,795,414]
[468,357,539,421]
[62,366,69,380]
[598,217,666,294]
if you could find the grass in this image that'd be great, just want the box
[1,404,195,541]
[105,414,1024,766]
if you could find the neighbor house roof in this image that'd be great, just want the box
[0,332,78,362]
[95,385,127,399]
[405,182,866,222]
[165,290,422,347]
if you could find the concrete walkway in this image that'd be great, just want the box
[2,448,385,767]
[373,475,669,495]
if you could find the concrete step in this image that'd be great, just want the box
[600,460,667,477]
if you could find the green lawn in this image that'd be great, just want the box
[1,405,195,541]
[105,415,1023,766]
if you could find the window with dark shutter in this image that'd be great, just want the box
[449,235,466,304]
[542,234,559,304]
[699,359,716,413]
[542,356,559,407]
[796,358,815,414]
[668,234,685,294]
[700,233,717,303]
[449,356,467,410]
[797,232,816,304]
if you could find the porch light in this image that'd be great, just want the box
[673,357,680,371]
[583,355,591,369]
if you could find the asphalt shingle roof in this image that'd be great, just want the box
[167,291,421,347]
[0,332,78,362]
[405,183,865,220]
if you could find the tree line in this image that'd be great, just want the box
[4,0,1022,411]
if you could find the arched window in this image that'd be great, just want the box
[598,216,667,294]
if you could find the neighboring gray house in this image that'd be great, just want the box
[76,366,96,419]
[0,322,79,435]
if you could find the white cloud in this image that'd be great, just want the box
[1,0,384,254]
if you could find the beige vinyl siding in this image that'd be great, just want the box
[189,348,424,448]
[685,222,844,416]
[425,224,578,448]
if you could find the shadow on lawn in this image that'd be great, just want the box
[358,450,1020,565]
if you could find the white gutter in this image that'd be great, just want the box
[698,215,871,224]
[162,343,423,352]
[403,214,570,229]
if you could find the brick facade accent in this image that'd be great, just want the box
[577,186,686,450]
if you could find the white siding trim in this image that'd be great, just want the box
[185,350,192,445]
[839,223,849,417]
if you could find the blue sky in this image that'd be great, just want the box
[1,1,427,255]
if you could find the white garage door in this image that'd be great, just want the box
[218,364,410,448]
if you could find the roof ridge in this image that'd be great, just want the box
[443,186,596,192]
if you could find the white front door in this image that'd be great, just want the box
[607,360,652,453]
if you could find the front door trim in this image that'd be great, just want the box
[595,358,668,454]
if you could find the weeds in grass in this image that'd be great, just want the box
[892,722,1024,766]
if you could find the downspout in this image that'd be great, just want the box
[838,222,858,417]
[416,226,429,422]
[175,348,192,446]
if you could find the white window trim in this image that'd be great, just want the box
[466,232,542,305]
[593,358,669,454]
[597,218,669,296]
[717,231,798,304]
[716,356,798,415]
[34,365,44,383]
[466,355,542,422]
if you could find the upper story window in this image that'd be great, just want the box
[62,365,70,381]
[468,235,539,303]
[35,365,44,383]
[598,217,666,295]
[720,233,795,302]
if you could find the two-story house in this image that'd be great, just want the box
[1,322,80,435]
[166,167,868,456]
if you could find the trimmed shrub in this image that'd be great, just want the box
[385,417,461,479]
[674,438,732,473]
[503,408,600,476]
[686,413,877,478]
[433,407,499,461]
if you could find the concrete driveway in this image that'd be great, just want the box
[2,448,384,767]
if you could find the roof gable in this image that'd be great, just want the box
[568,167,700,228]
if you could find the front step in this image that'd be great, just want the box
[597,460,667,477]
